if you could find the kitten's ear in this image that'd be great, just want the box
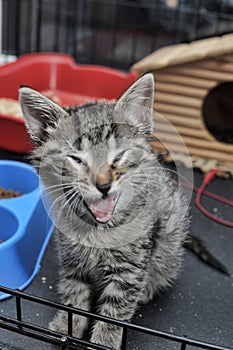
[19,87,68,144]
[115,73,154,134]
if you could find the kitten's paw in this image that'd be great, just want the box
[49,310,88,339]
[140,288,154,304]
[49,310,68,334]
[90,321,122,350]
[140,280,157,304]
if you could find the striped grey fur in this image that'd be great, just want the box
[19,74,189,350]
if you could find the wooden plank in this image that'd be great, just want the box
[154,116,215,142]
[153,131,233,153]
[155,122,208,138]
[154,113,202,128]
[155,72,216,89]
[164,66,233,81]
[155,91,201,108]
[154,102,200,118]
[194,59,233,73]
[219,54,233,63]
[151,140,233,162]
[155,82,206,99]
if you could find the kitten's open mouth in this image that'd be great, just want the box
[85,192,119,223]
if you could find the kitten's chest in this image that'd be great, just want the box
[62,243,108,284]
[60,224,153,286]
[62,242,143,287]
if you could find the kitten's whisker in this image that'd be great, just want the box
[44,186,75,197]
[55,190,80,229]
[43,181,77,189]
[62,193,79,228]
[141,165,193,186]
[47,188,75,219]
[43,182,78,193]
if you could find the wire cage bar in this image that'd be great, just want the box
[0,286,232,350]
[1,0,233,69]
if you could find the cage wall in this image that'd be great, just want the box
[2,0,233,69]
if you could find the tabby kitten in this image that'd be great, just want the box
[19,74,188,350]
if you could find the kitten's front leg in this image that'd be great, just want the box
[90,273,146,350]
[49,278,91,339]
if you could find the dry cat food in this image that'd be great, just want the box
[0,93,61,120]
[0,98,24,119]
[0,186,21,199]
[42,90,61,104]
[0,95,116,120]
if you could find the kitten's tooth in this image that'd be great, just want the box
[86,193,119,223]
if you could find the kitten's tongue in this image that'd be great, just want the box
[87,193,118,223]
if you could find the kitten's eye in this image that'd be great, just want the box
[69,155,86,166]
[128,161,137,168]
[112,150,126,167]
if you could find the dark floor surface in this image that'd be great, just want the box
[0,150,232,350]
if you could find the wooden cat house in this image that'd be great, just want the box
[131,34,233,176]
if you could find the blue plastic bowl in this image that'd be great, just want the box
[0,160,54,300]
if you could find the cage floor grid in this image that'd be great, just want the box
[0,283,232,350]
[0,152,232,350]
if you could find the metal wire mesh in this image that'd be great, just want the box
[1,0,233,69]
[0,286,232,350]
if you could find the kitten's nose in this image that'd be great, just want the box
[96,182,111,196]
[96,164,112,196]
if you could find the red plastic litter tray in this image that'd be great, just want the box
[0,53,137,153]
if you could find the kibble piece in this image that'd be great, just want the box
[0,186,21,199]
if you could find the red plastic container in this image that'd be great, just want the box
[0,53,137,153]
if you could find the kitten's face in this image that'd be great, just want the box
[62,116,149,224]
[19,74,154,227]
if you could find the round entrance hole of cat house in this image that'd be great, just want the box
[202,82,233,144]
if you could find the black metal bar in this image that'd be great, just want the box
[74,0,85,62]
[0,314,110,350]
[82,0,92,63]
[0,320,78,349]
[68,309,73,337]
[64,1,78,56]
[16,294,22,322]
[181,341,187,350]
[53,0,61,51]
[36,0,42,52]
[213,0,224,35]
[60,336,68,350]
[0,285,126,326]
[173,0,183,43]
[65,1,71,53]
[121,328,128,350]
[90,0,98,64]
[6,0,11,56]
[72,0,78,59]
[15,0,21,56]
[25,0,32,53]
[129,3,140,66]
[109,0,119,67]
[192,0,203,41]
[150,1,159,54]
